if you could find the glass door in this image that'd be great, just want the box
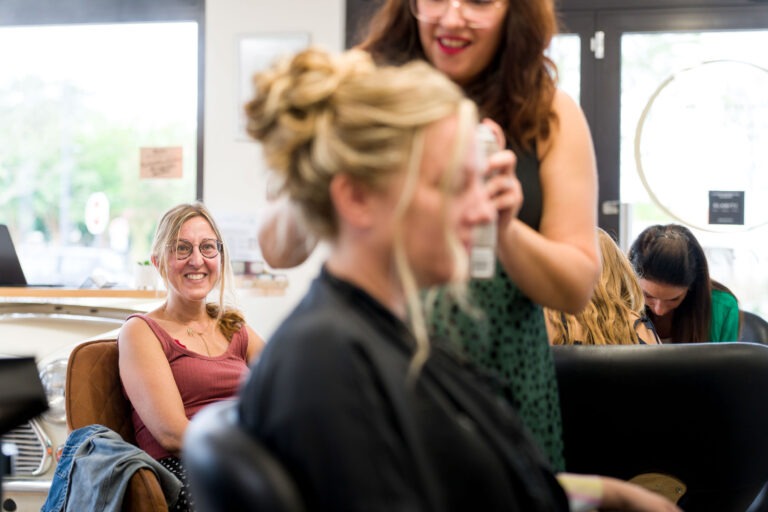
[548,32,582,104]
[597,8,768,315]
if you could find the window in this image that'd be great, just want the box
[559,1,768,315]
[0,0,203,288]
[547,33,581,104]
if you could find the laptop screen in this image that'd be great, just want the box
[0,356,48,435]
[0,224,29,286]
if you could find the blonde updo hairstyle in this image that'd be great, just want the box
[245,47,476,373]
[151,202,244,341]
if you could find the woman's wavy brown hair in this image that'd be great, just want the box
[548,229,648,345]
[359,0,559,152]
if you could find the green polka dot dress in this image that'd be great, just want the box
[430,263,566,471]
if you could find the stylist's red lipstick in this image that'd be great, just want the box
[437,36,470,55]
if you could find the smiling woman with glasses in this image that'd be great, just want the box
[118,201,265,512]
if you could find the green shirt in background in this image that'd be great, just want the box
[710,288,740,342]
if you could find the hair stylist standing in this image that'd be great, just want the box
[357,0,601,470]
[258,0,600,471]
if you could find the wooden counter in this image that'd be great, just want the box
[0,276,287,299]
[0,287,166,299]
[234,275,289,296]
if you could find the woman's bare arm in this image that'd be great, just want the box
[118,318,189,455]
[496,89,601,313]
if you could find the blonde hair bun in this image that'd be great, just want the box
[244,46,467,239]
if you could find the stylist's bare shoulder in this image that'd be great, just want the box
[538,88,595,164]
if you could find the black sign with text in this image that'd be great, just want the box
[709,191,745,225]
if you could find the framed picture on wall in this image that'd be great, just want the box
[237,32,311,140]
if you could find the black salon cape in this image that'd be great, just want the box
[239,267,568,512]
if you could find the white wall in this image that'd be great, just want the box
[203,0,343,338]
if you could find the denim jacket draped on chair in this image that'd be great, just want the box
[41,424,181,512]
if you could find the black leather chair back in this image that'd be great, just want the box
[553,342,768,512]
[183,401,305,512]
[739,311,768,344]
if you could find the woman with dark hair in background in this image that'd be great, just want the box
[629,223,739,343]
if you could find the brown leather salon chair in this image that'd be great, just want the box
[553,342,768,512]
[65,338,167,511]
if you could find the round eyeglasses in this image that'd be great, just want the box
[170,239,223,260]
[409,0,506,29]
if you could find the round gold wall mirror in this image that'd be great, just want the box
[634,59,768,232]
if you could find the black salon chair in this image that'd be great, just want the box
[0,357,48,504]
[553,342,768,512]
[183,400,305,512]
[739,310,768,344]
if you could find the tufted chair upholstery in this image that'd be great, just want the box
[65,338,167,511]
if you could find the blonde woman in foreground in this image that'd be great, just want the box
[237,48,679,512]
[547,228,660,345]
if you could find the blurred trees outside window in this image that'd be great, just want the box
[0,22,198,286]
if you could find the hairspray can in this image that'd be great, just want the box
[470,124,498,279]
